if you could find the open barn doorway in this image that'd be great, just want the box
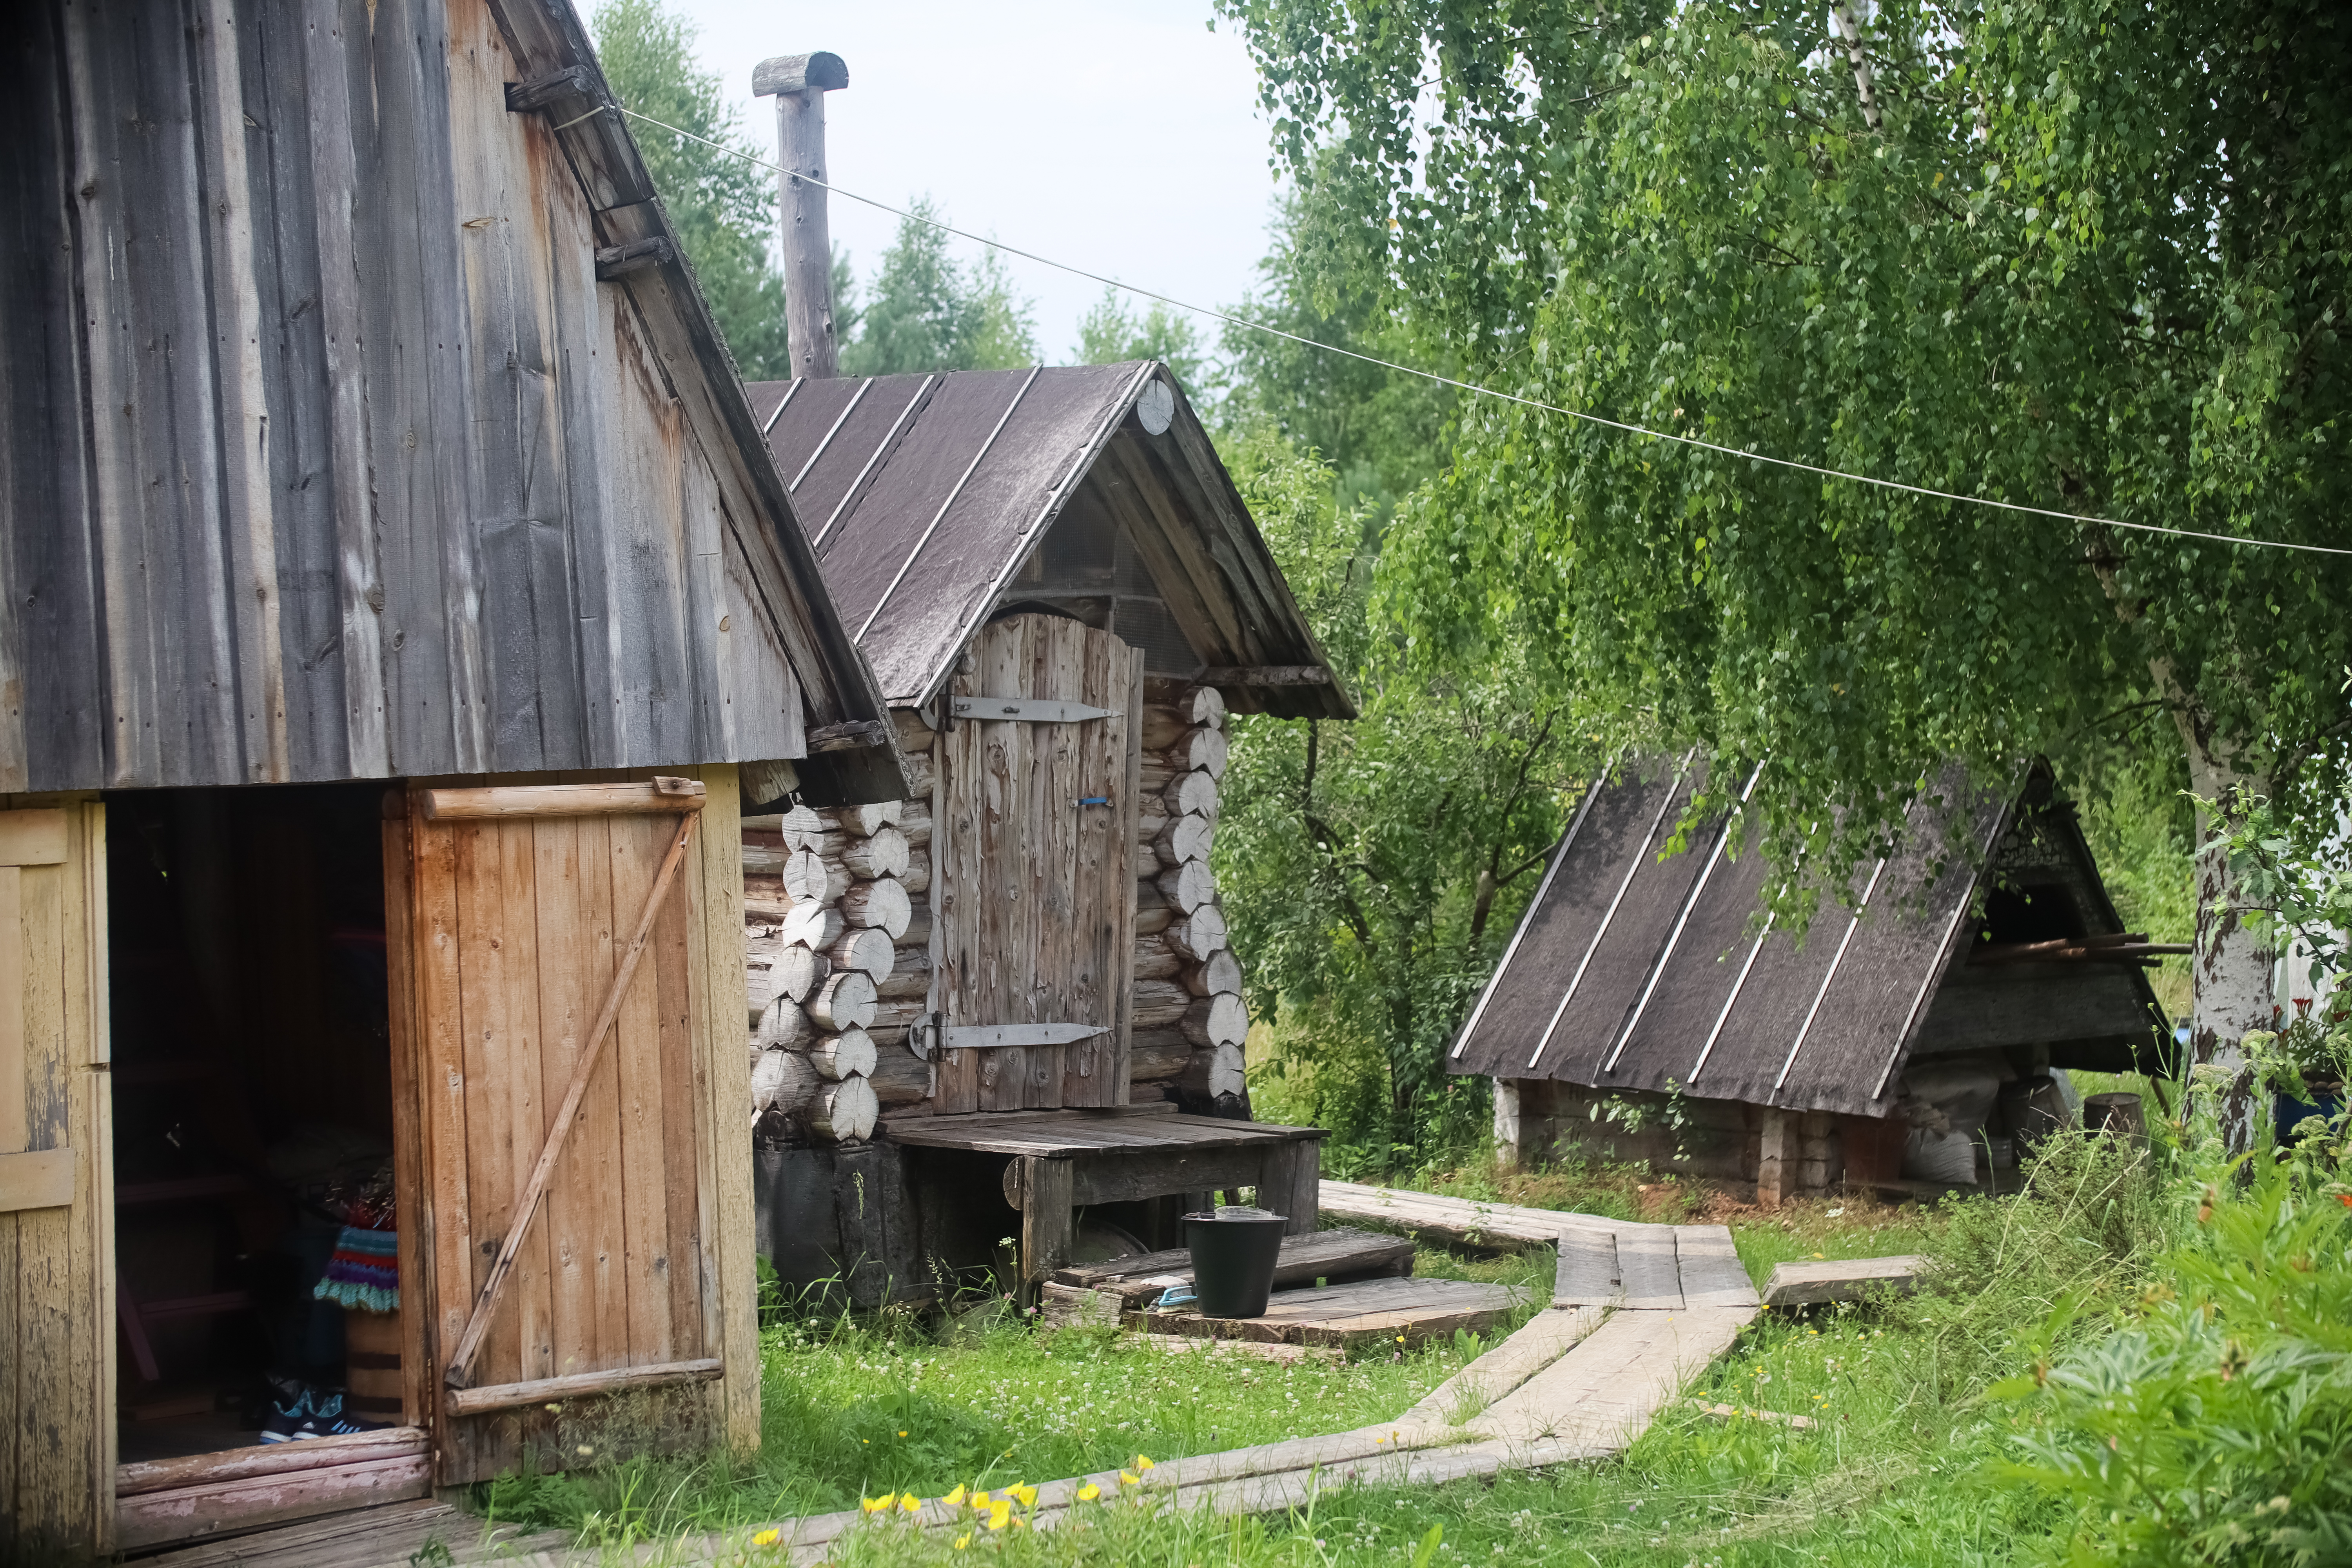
[102,783,408,1480]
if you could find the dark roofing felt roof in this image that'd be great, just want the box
[1448,757,2169,1119]
[744,365,1351,720]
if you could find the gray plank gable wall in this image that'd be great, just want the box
[0,0,857,793]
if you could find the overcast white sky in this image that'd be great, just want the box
[657,0,1286,363]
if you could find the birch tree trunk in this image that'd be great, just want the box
[2176,706,2274,1155]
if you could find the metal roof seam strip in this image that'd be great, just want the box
[1451,751,1619,1061]
[813,374,936,550]
[915,360,1161,710]
[1526,748,1697,1071]
[1687,915,1773,1084]
[1601,760,1764,1074]
[1869,799,2014,1100]
[789,377,875,492]
[762,377,806,435]
[855,365,1044,643]
[1770,817,1907,1096]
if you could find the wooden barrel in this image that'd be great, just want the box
[342,1308,404,1423]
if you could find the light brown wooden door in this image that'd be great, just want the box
[388,771,756,1485]
[935,615,1143,1114]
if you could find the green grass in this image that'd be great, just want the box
[474,1140,2170,1566]
[472,1250,1543,1548]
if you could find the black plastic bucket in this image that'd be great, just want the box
[1183,1206,1287,1319]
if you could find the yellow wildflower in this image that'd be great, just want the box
[1076,1482,1101,1501]
[751,1528,780,1547]
[987,1501,1013,1532]
[1119,1470,1141,1485]
[1009,1483,1039,1506]
[1134,1455,1156,1472]
[900,1495,923,1514]
[861,1494,895,1515]
[954,1533,972,1550]
[943,1485,967,1507]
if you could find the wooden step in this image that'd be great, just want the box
[1049,1225,1414,1310]
[1127,1275,1522,1348]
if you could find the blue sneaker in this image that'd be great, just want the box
[259,1388,313,1443]
[286,1390,382,1438]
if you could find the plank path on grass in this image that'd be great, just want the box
[227,1190,1762,1568]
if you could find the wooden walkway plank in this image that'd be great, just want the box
[1395,1305,1606,1427]
[1613,1225,1683,1310]
[1316,1180,1617,1250]
[1675,1225,1761,1308]
[1472,1305,1753,1448]
[1761,1254,1929,1307]
[1554,1228,1621,1307]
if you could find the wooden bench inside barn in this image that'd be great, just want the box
[883,1105,1328,1290]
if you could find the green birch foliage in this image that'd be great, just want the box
[593,0,795,379]
[1215,0,2352,914]
[1214,428,1593,1148]
[1070,287,1209,388]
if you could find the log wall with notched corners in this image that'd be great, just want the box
[744,710,945,1142]
[1129,685,1253,1116]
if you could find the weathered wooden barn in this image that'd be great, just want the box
[733,360,1352,1304]
[0,0,906,1556]
[1451,756,2174,1203]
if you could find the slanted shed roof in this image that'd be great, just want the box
[1449,757,2171,1119]
[746,365,1353,720]
[0,0,900,799]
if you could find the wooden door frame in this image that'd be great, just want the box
[0,795,116,1558]
[384,766,758,1485]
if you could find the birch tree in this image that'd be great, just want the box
[1216,0,2352,1138]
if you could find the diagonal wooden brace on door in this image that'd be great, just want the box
[442,802,703,1392]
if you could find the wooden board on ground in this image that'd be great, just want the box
[1760,1255,1930,1308]
[1396,1306,1605,1428]
[1471,1304,1755,1448]
[1553,1221,1756,1312]
[1675,1226,1762,1309]
[1317,1180,1614,1252]
[1130,1275,1521,1348]
[1050,1226,1414,1309]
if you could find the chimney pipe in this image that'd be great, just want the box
[753,51,849,379]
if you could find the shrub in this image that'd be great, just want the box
[1997,1135,2352,1564]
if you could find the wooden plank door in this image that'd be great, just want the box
[388,771,756,1486]
[936,615,1143,1114]
[0,800,114,1560]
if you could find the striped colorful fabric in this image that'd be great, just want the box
[312,1225,399,1311]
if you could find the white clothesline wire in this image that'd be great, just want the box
[613,103,2351,560]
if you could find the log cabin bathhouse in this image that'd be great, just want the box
[735,362,1353,1307]
[1450,757,2176,1204]
[0,0,906,1556]
[728,54,1351,1316]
